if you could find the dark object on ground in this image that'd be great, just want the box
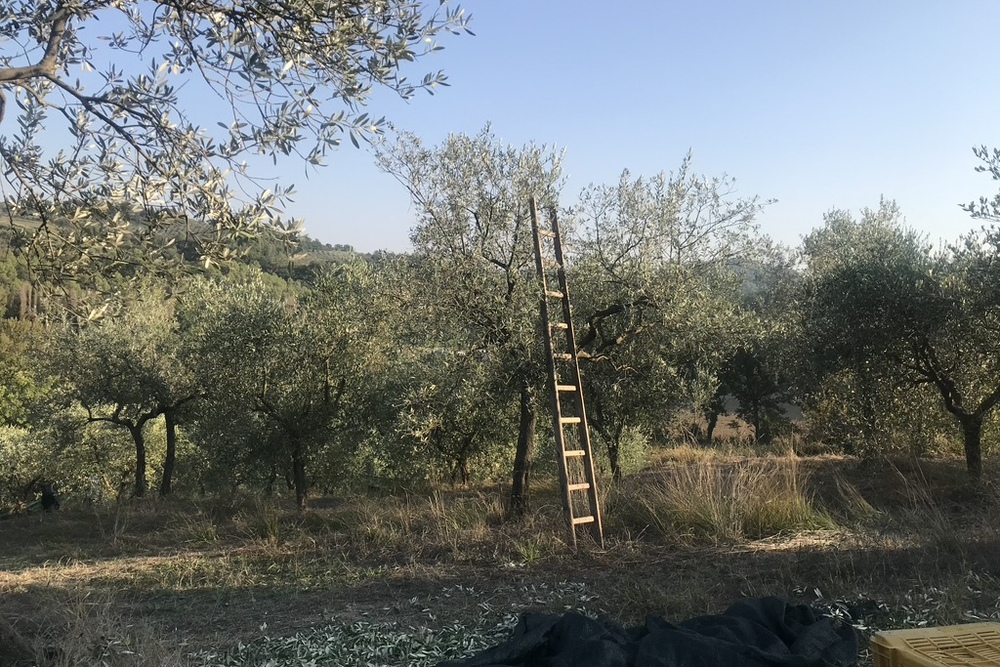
[40,485,59,512]
[437,596,859,667]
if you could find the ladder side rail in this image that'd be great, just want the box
[549,204,567,266]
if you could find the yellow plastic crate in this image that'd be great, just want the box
[872,623,1000,667]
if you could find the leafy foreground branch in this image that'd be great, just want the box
[0,0,470,294]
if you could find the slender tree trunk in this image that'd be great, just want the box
[750,403,774,445]
[291,441,308,509]
[509,383,536,518]
[608,423,625,481]
[958,414,983,480]
[607,441,621,481]
[160,410,178,496]
[705,410,720,444]
[129,424,147,498]
[265,463,277,497]
[457,459,470,486]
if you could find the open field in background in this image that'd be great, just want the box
[3,446,1000,666]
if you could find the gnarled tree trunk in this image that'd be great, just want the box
[128,423,147,498]
[958,414,983,480]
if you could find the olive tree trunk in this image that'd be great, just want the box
[509,383,536,518]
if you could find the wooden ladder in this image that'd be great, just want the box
[529,197,604,549]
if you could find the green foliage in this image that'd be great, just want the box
[570,157,768,473]
[0,319,49,427]
[377,126,565,507]
[804,369,959,457]
[0,425,50,506]
[799,201,1000,473]
[715,243,802,444]
[0,1,470,289]
[591,426,651,479]
[0,403,170,508]
[185,262,390,504]
[46,280,196,496]
[396,348,516,484]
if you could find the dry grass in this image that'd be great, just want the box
[3,451,1000,664]
[608,453,835,542]
[34,590,185,667]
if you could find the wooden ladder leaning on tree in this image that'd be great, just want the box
[528,197,604,549]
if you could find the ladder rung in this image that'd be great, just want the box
[568,482,590,492]
[550,322,569,330]
[542,260,562,270]
[564,449,586,458]
[572,515,595,526]
[553,353,574,361]
[545,290,564,299]
[560,416,581,425]
[538,229,556,238]
[556,384,577,392]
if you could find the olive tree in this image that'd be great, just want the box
[0,1,470,294]
[52,281,196,497]
[396,347,514,485]
[377,126,562,517]
[801,200,1000,477]
[714,243,801,445]
[571,159,767,474]
[187,263,386,506]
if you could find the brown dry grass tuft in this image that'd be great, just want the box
[607,453,835,542]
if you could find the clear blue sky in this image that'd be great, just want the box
[274,1,1000,252]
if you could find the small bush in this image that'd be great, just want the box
[592,426,652,478]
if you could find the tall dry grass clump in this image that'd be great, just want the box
[5,589,185,667]
[609,454,834,542]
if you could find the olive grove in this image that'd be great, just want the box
[0,0,998,505]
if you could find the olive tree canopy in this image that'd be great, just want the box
[0,1,470,287]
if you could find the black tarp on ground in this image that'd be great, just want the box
[437,596,859,667]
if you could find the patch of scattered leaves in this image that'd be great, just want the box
[192,620,514,667]
[190,581,600,667]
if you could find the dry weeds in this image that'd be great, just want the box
[2,449,1000,665]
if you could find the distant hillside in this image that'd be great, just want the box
[0,212,370,281]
